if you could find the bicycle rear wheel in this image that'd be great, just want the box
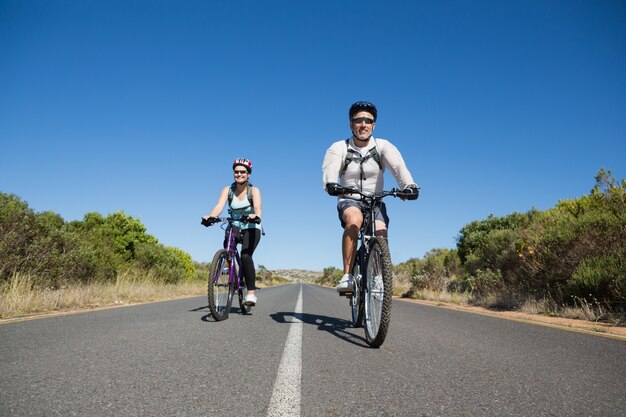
[207,249,234,321]
[364,237,393,347]
[350,256,364,327]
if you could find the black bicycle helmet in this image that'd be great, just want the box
[349,101,377,121]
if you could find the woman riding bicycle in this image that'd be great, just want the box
[202,158,263,306]
[322,101,419,293]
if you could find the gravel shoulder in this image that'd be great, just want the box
[398,296,626,340]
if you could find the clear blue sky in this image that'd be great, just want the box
[1,1,625,271]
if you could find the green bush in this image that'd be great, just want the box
[455,169,625,311]
[167,247,195,279]
[395,249,463,293]
[516,174,626,303]
[132,242,188,284]
[465,268,503,297]
[315,266,343,286]
[568,253,626,303]
[0,194,95,288]
[0,192,196,288]
[457,211,538,279]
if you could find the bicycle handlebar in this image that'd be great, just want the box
[339,187,418,200]
[201,215,261,227]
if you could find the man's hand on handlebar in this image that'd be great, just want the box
[401,185,419,201]
[326,182,343,196]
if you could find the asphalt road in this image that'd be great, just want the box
[1,284,625,417]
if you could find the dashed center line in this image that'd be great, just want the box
[267,285,303,417]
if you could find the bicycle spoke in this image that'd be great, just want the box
[350,258,363,327]
[366,251,382,332]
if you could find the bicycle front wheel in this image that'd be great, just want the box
[350,256,364,327]
[207,249,234,321]
[364,237,393,347]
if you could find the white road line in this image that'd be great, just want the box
[267,285,303,417]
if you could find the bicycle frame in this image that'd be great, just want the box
[355,200,377,285]
[216,220,244,291]
[350,190,396,292]
[341,187,413,347]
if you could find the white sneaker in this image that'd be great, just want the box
[244,293,257,306]
[372,275,384,300]
[336,274,354,293]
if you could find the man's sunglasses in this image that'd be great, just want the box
[352,117,374,125]
[234,170,248,175]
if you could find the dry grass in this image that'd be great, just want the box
[398,276,625,327]
[403,288,472,305]
[531,296,624,326]
[257,276,291,288]
[0,272,206,320]
[393,271,471,304]
[392,272,412,297]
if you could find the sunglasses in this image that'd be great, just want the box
[234,170,248,175]
[352,117,374,125]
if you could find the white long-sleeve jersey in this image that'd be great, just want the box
[322,136,417,200]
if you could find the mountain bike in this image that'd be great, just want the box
[338,187,417,347]
[201,215,260,321]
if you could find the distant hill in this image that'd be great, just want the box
[268,269,322,283]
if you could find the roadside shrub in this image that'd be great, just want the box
[315,266,343,287]
[457,211,538,282]
[132,242,186,284]
[167,247,195,280]
[464,268,502,296]
[455,170,626,315]
[0,194,97,288]
[396,249,463,294]
[193,262,211,281]
[0,192,196,288]
[567,252,626,303]
[516,172,626,304]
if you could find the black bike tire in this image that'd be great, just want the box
[363,237,393,347]
[350,255,364,327]
[207,249,234,321]
[238,287,251,314]
[237,265,252,314]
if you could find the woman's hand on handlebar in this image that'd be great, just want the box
[201,216,219,227]
[241,214,261,224]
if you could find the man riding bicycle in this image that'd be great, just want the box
[322,101,419,293]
